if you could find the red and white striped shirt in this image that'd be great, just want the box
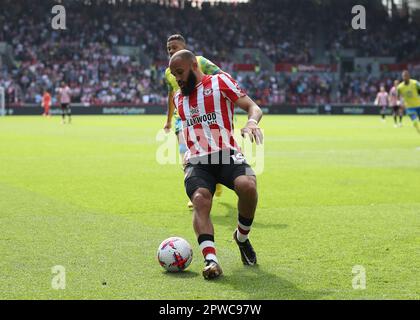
[389,86,399,106]
[173,73,246,161]
[58,86,71,104]
[376,92,388,107]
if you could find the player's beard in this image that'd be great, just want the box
[180,70,197,96]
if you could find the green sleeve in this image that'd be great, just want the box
[199,56,221,75]
[164,69,174,93]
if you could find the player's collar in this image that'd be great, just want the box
[196,75,211,87]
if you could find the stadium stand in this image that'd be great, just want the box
[0,0,419,106]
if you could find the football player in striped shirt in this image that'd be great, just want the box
[57,82,72,124]
[163,34,224,209]
[170,50,263,280]
[389,80,403,128]
[397,70,420,134]
[374,85,389,122]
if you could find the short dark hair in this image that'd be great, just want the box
[169,50,197,67]
[167,34,186,44]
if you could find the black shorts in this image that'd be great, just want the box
[392,106,400,113]
[184,150,256,199]
[61,103,70,111]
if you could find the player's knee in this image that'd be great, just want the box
[191,188,212,209]
[234,176,257,199]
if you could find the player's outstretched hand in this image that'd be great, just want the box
[241,121,263,145]
[163,122,172,133]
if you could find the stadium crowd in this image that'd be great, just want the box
[0,0,419,105]
[324,1,420,63]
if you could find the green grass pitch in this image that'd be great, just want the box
[0,115,419,300]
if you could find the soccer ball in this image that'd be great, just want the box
[157,237,193,272]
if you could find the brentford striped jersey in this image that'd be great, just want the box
[376,92,388,107]
[389,86,399,106]
[58,86,71,104]
[173,73,246,160]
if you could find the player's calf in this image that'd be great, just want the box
[190,187,222,279]
[233,176,258,265]
[191,188,213,235]
[234,175,258,222]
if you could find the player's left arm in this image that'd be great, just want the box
[374,93,379,105]
[236,96,263,145]
[218,73,263,144]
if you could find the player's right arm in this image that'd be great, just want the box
[164,90,175,133]
[163,68,174,132]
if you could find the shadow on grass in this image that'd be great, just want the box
[214,265,330,300]
[162,270,200,279]
[212,202,288,230]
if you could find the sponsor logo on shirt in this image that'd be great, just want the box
[186,112,217,126]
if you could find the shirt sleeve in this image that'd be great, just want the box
[165,69,174,93]
[199,56,221,75]
[217,73,246,103]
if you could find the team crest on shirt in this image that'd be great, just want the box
[186,112,217,127]
[203,89,213,96]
